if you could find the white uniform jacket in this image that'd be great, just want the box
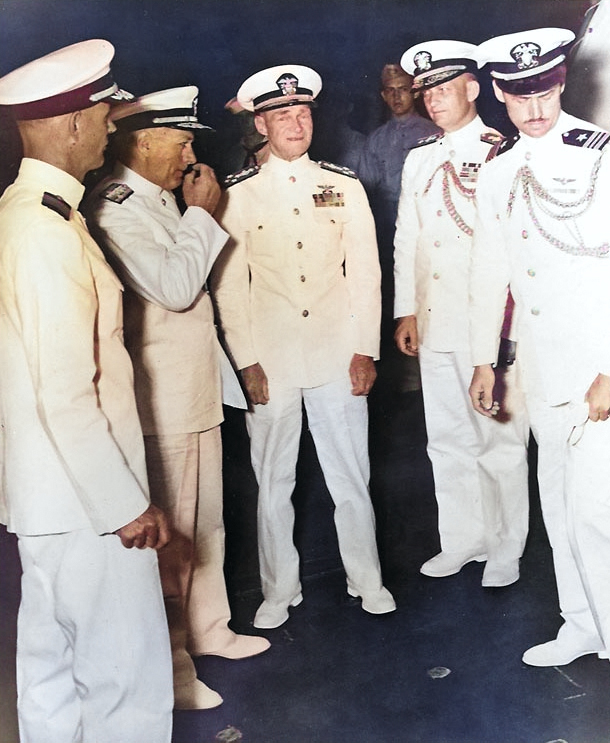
[86,165,244,437]
[470,111,610,405]
[0,159,150,535]
[394,116,501,352]
[213,153,381,388]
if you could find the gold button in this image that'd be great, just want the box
[293,208,300,215]
[434,240,441,247]
[300,275,306,282]
[289,176,296,183]
[330,219,335,224]
[302,309,309,317]
[433,272,440,280]
[531,307,540,316]
[296,241,303,249]
[527,268,536,277]
[258,225,263,230]
[522,230,528,239]
[437,210,442,217]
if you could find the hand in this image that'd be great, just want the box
[241,362,269,405]
[585,373,610,422]
[469,364,500,418]
[114,504,171,550]
[394,315,419,356]
[182,164,221,214]
[349,353,377,396]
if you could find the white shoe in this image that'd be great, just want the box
[174,679,223,710]
[348,586,396,615]
[420,550,487,578]
[253,593,303,629]
[482,560,519,588]
[522,636,605,667]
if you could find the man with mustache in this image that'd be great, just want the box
[470,27,610,667]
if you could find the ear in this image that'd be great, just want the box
[380,88,390,105]
[466,78,480,103]
[254,113,268,137]
[136,130,153,154]
[68,110,82,141]
[492,80,506,104]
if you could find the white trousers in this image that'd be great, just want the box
[528,398,610,649]
[419,346,530,561]
[246,376,384,603]
[17,529,172,743]
[145,428,230,684]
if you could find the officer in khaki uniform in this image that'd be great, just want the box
[213,65,395,630]
[471,27,610,667]
[394,41,530,587]
[86,87,269,710]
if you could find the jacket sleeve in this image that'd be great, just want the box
[343,178,382,359]
[211,189,259,371]
[89,198,228,312]
[11,218,150,534]
[393,150,421,318]
[469,164,511,367]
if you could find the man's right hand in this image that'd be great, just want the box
[114,504,171,551]
[469,364,499,418]
[182,163,221,214]
[241,362,270,405]
[394,315,419,356]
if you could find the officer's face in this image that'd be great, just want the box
[494,82,563,139]
[79,102,115,173]
[144,128,197,190]
[255,105,313,162]
[422,75,479,133]
[381,80,414,117]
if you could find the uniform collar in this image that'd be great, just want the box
[112,162,177,205]
[263,151,311,174]
[18,158,85,209]
[442,114,484,147]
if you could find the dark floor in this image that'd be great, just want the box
[2,356,610,743]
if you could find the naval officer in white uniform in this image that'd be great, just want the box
[212,65,395,630]
[471,27,610,666]
[394,40,529,587]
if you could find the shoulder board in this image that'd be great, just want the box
[41,192,71,221]
[480,131,504,146]
[412,132,444,149]
[224,165,260,188]
[562,128,610,151]
[100,182,134,204]
[488,133,519,161]
[318,161,357,178]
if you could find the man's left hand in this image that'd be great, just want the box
[349,353,377,396]
[585,373,610,421]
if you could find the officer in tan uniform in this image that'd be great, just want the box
[86,87,270,710]
[0,41,173,742]
[471,28,610,666]
[394,40,530,587]
[212,65,395,630]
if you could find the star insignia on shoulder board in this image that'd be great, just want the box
[488,133,519,161]
[223,165,260,188]
[100,183,134,204]
[562,128,610,151]
[412,132,444,149]
[318,161,358,178]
